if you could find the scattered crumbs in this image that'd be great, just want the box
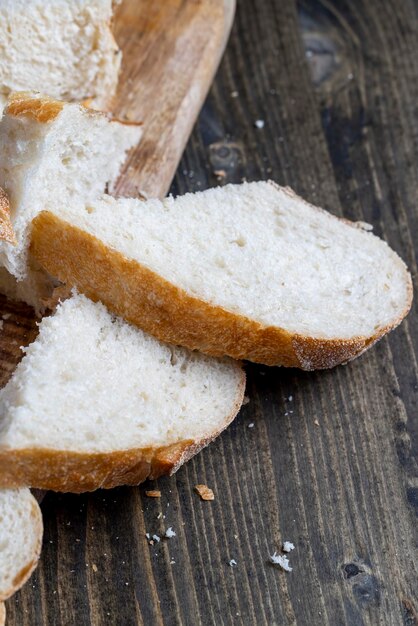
[145,490,161,498]
[214,169,226,179]
[283,541,295,553]
[242,395,250,406]
[165,527,176,539]
[2,313,10,320]
[152,534,161,543]
[92,564,98,573]
[314,419,320,427]
[248,423,255,429]
[149,540,154,546]
[269,551,292,572]
[195,484,215,501]
[229,559,238,567]
[125,582,129,586]
[254,119,265,129]
[145,533,150,539]
[234,534,238,539]
[288,395,293,402]
[170,560,176,565]
[157,512,162,520]
[231,90,239,98]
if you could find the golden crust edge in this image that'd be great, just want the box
[31,211,413,369]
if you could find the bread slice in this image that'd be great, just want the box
[0,93,141,310]
[0,0,121,111]
[30,181,412,369]
[0,489,43,602]
[0,293,245,492]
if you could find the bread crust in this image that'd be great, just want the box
[0,187,16,245]
[0,493,43,602]
[6,92,65,123]
[0,373,245,492]
[5,92,143,129]
[30,211,413,369]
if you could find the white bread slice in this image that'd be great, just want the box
[0,93,141,310]
[0,489,43,602]
[0,294,245,492]
[30,181,412,369]
[0,0,121,111]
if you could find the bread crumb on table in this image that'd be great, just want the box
[194,484,215,501]
[92,563,98,573]
[282,541,295,553]
[229,559,237,567]
[165,527,176,539]
[269,551,292,572]
[145,490,161,498]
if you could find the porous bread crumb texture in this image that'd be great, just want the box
[0,0,121,111]
[0,93,141,297]
[0,294,244,454]
[33,181,412,368]
[0,489,42,601]
[55,181,410,340]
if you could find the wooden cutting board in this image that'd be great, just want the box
[113,0,236,199]
[0,0,235,487]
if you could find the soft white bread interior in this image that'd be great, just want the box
[0,0,121,111]
[0,489,43,602]
[0,93,141,309]
[30,181,412,369]
[0,294,245,492]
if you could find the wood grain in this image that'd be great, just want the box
[112,0,236,199]
[3,0,418,624]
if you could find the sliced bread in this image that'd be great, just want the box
[30,181,412,369]
[0,293,245,492]
[0,0,121,111]
[0,93,142,309]
[0,489,43,602]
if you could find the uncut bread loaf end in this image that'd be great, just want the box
[0,294,245,492]
[30,181,412,369]
[0,92,142,310]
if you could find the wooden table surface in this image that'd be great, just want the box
[6,0,418,624]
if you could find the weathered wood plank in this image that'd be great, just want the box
[5,0,418,624]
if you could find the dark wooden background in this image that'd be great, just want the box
[4,0,418,624]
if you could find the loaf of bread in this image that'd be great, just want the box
[0,293,245,492]
[30,181,412,369]
[0,0,122,111]
[0,489,42,603]
[0,93,142,310]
